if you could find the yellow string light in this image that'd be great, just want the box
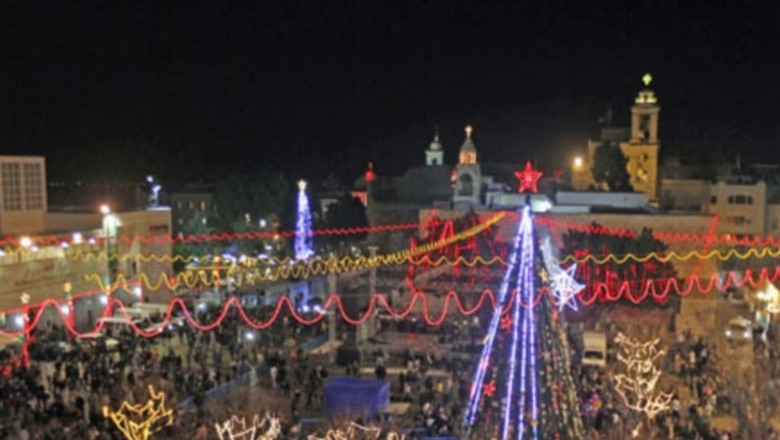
[559,246,780,265]
[103,385,174,440]
[85,213,505,291]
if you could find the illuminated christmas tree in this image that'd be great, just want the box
[295,179,314,261]
[464,206,585,439]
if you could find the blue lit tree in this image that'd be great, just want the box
[464,206,585,439]
[294,179,314,261]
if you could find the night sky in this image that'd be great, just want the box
[1,1,778,187]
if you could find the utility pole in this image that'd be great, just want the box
[327,256,338,364]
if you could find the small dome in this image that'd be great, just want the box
[429,132,442,151]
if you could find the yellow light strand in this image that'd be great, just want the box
[558,246,780,265]
[85,213,505,291]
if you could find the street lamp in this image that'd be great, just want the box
[573,156,584,169]
[101,205,121,298]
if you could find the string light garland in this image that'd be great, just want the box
[103,385,173,440]
[539,215,780,247]
[8,210,780,251]
[534,217,637,238]
[214,414,282,440]
[83,213,505,290]
[9,241,780,275]
[558,246,780,265]
[612,333,673,437]
[5,262,780,338]
[0,222,425,249]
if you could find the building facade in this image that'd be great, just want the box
[0,156,47,235]
[0,156,173,332]
[171,184,217,233]
[661,174,780,237]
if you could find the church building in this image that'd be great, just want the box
[572,74,661,203]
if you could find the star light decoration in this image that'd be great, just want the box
[540,238,584,311]
[482,380,497,397]
[514,161,543,193]
[500,314,513,332]
[307,423,405,440]
[103,385,173,440]
[613,333,673,428]
[214,414,282,440]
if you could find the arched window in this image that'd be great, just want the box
[458,173,474,196]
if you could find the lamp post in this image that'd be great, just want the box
[19,293,30,367]
[64,282,74,331]
[572,155,585,190]
[327,264,337,363]
[101,204,121,300]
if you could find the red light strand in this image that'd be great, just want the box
[3,264,780,338]
[0,222,423,248]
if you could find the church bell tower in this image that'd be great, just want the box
[623,73,661,203]
[452,125,482,208]
[425,128,444,166]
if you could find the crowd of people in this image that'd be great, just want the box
[1,287,776,439]
[0,298,331,439]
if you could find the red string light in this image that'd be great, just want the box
[537,215,780,247]
[0,222,424,248]
[3,264,780,338]
[7,212,773,250]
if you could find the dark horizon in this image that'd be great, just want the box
[1,1,778,187]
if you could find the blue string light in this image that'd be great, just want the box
[294,180,314,261]
[465,206,583,439]
[464,206,528,429]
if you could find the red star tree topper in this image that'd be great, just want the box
[514,161,543,193]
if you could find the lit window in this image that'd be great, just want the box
[1,163,22,211]
[200,200,207,210]
[23,163,43,210]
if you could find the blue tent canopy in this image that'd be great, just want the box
[323,378,390,419]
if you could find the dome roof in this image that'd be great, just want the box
[428,131,443,151]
